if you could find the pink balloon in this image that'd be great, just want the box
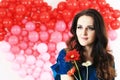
[18,68,27,77]
[6,52,15,61]
[19,41,28,50]
[25,21,36,31]
[11,25,21,35]
[40,24,47,31]
[108,29,117,41]
[63,32,70,41]
[50,31,62,43]
[35,60,44,67]
[21,30,28,36]
[11,46,20,54]
[24,48,33,55]
[16,54,25,64]
[8,35,19,45]
[48,42,56,52]
[43,61,52,71]
[28,31,39,42]
[39,31,49,41]
[55,20,66,32]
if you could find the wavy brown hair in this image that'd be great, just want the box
[66,9,116,80]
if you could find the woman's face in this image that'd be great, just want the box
[76,15,95,47]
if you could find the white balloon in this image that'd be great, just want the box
[26,55,36,65]
[37,43,48,53]
[40,72,52,80]
[41,52,50,61]
[56,42,67,52]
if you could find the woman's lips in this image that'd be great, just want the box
[81,37,88,40]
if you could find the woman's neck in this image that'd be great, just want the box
[84,46,93,62]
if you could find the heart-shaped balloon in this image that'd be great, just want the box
[0,0,120,80]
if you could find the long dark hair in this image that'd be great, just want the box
[66,9,116,80]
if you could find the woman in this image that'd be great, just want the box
[51,9,116,80]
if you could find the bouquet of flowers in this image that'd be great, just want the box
[65,49,82,80]
[65,49,92,80]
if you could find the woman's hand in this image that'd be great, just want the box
[61,74,74,80]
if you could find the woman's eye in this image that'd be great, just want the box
[77,25,82,29]
[88,26,95,30]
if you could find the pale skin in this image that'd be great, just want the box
[61,15,95,80]
[76,15,95,62]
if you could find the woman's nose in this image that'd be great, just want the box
[82,28,87,35]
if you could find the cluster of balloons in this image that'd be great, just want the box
[0,0,120,80]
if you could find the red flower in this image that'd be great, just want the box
[65,49,82,80]
[67,67,76,76]
[65,49,80,62]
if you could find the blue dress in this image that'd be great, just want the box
[51,49,99,80]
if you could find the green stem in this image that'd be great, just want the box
[86,67,88,80]
[74,61,82,80]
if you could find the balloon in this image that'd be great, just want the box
[43,61,52,71]
[111,20,120,30]
[62,32,70,41]
[41,52,50,61]
[6,52,15,62]
[37,43,48,53]
[11,46,20,54]
[56,42,67,52]
[40,72,53,80]
[12,63,20,70]
[57,2,66,11]
[48,42,56,52]
[15,4,26,15]
[16,54,25,64]
[3,18,13,28]
[50,31,62,43]
[18,68,27,77]
[11,25,21,35]
[39,12,50,23]
[25,21,36,31]
[24,48,33,55]
[39,31,49,41]
[108,29,117,41]
[24,75,34,80]
[55,20,66,32]
[26,55,36,65]
[40,24,47,31]
[0,41,11,52]
[28,31,39,42]
[35,59,44,67]
[8,35,19,45]
[0,8,6,18]
[19,41,28,50]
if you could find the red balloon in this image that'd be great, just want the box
[33,0,44,7]
[15,4,26,15]
[57,2,66,11]
[0,35,4,41]
[111,20,120,30]
[62,10,72,22]
[2,18,13,28]
[0,8,6,18]
[39,12,50,23]
[46,20,56,29]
